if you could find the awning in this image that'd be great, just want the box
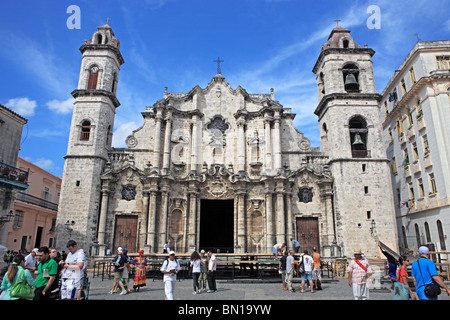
[378,240,401,260]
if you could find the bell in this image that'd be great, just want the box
[352,133,364,145]
[344,73,359,91]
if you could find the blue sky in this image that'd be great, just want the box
[1,0,449,177]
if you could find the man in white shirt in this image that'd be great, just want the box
[207,250,217,293]
[160,251,180,300]
[300,250,314,293]
[24,248,38,273]
[61,240,87,300]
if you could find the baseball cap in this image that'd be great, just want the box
[418,246,429,255]
[169,250,175,255]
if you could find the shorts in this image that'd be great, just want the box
[273,247,278,254]
[114,270,123,281]
[312,266,321,280]
[301,271,312,281]
[61,278,82,300]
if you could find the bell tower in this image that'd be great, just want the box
[56,24,124,253]
[313,26,398,258]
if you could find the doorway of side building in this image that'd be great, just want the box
[200,199,234,253]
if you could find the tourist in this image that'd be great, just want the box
[48,247,62,299]
[207,249,217,292]
[163,241,168,253]
[273,243,286,259]
[199,250,208,292]
[160,251,180,300]
[24,248,38,274]
[132,250,148,292]
[300,250,314,293]
[411,246,450,300]
[190,251,202,294]
[347,248,372,300]
[110,247,127,295]
[395,255,416,300]
[33,247,58,300]
[291,238,300,253]
[286,250,296,292]
[278,250,288,290]
[61,240,87,300]
[121,248,131,293]
[0,254,35,300]
[312,247,322,290]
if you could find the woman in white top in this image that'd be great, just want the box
[190,251,202,294]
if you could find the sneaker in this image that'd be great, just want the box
[120,290,127,295]
[193,291,197,294]
[109,290,114,294]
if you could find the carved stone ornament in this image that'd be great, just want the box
[121,185,137,201]
[125,135,138,148]
[298,188,313,203]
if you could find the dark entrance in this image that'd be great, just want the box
[200,199,234,253]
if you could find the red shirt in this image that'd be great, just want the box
[397,267,408,284]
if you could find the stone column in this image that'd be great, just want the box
[158,184,169,251]
[237,119,246,172]
[275,181,285,245]
[190,115,199,172]
[162,114,172,174]
[286,188,293,243]
[273,113,282,170]
[140,190,150,248]
[97,185,110,255]
[265,188,274,251]
[236,189,247,253]
[187,181,198,251]
[146,190,158,253]
[153,112,163,170]
[264,118,272,173]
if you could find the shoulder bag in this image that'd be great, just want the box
[417,258,441,298]
[10,269,34,300]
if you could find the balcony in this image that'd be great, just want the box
[424,153,433,168]
[404,164,412,178]
[407,126,415,139]
[417,115,426,131]
[0,161,29,190]
[16,192,58,211]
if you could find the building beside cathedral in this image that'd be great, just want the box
[380,41,450,254]
[55,24,399,258]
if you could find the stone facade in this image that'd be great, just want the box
[56,24,399,258]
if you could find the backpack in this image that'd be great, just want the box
[114,254,124,267]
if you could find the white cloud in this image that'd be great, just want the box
[5,97,37,116]
[112,121,139,148]
[46,97,75,114]
[34,157,55,171]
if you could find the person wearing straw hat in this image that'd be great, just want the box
[347,248,372,300]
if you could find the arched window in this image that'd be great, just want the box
[349,116,368,158]
[111,72,117,93]
[424,222,431,243]
[401,226,408,250]
[87,65,99,90]
[437,220,446,250]
[96,34,103,44]
[415,223,422,248]
[80,120,91,141]
[343,63,360,92]
[343,39,350,48]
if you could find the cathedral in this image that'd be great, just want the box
[55,23,399,258]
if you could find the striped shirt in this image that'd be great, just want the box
[347,258,371,284]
